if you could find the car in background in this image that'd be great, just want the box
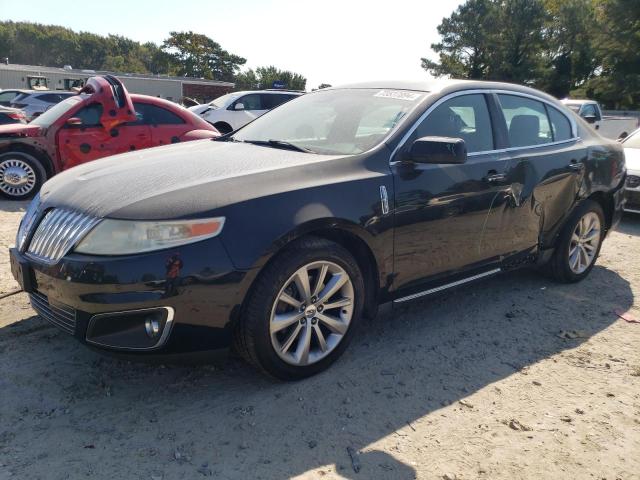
[561,99,639,140]
[190,90,303,134]
[621,128,640,213]
[0,75,219,199]
[0,89,32,107]
[10,91,77,120]
[10,80,625,379]
[0,106,27,125]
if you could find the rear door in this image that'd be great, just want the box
[495,93,584,254]
[131,101,189,147]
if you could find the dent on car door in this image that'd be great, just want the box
[495,93,584,253]
[391,93,511,294]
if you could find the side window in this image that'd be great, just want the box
[413,94,494,153]
[74,103,103,127]
[498,94,552,147]
[547,106,573,141]
[580,103,600,120]
[237,94,262,111]
[148,105,185,125]
[131,103,185,125]
[261,94,296,110]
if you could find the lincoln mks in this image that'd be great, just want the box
[10,80,625,379]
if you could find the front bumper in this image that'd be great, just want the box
[10,238,248,358]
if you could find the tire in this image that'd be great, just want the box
[213,122,233,135]
[546,199,605,283]
[235,236,365,380]
[0,151,47,200]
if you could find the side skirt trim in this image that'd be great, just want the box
[393,268,501,304]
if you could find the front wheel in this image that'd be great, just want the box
[546,200,605,283]
[0,151,46,200]
[235,237,364,380]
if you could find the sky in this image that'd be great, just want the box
[0,0,465,89]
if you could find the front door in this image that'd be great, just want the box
[57,102,152,169]
[391,93,512,293]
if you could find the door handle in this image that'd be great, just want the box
[568,160,583,170]
[485,172,507,183]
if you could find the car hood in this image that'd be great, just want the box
[0,123,42,138]
[40,140,344,220]
[624,147,640,174]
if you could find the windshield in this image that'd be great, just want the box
[232,88,426,155]
[624,129,640,149]
[211,93,238,109]
[29,95,84,127]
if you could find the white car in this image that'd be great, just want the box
[562,99,639,140]
[623,128,640,213]
[189,90,303,134]
[10,91,77,120]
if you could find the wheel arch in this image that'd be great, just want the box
[586,190,615,232]
[0,142,55,178]
[236,219,382,323]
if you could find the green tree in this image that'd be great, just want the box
[421,0,496,79]
[580,0,640,109]
[234,66,307,91]
[540,0,599,98]
[161,31,246,81]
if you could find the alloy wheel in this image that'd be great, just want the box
[270,261,354,366]
[568,211,601,274]
[0,158,37,197]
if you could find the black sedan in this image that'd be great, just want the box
[10,80,625,379]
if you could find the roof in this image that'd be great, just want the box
[0,63,235,87]
[561,99,596,105]
[331,79,564,104]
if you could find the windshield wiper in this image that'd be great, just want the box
[241,139,313,153]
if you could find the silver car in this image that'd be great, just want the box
[10,91,76,120]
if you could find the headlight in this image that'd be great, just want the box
[74,217,225,255]
[16,193,40,250]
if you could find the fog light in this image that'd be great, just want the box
[145,318,161,338]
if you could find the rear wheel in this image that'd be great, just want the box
[0,151,46,200]
[546,200,605,283]
[235,237,364,380]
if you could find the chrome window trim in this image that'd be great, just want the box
[86,306,175,351]
[390,88,579,164]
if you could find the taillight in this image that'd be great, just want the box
[7,112,26,121]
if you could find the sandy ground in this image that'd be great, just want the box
[0,198,639,480]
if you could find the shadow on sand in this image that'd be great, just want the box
[0,261,633,479]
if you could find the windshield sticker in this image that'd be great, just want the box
[374,90,423,101]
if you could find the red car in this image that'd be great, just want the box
[0,75,219,199]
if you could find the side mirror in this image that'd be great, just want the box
[66,117,82,127]
[582,114,597,124]
[408,136,467,164]
[234,102,245,111]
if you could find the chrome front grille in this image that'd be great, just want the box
[30,290,77,335]
[26,208,100,263]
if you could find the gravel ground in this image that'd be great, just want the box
[0,198,639,480]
